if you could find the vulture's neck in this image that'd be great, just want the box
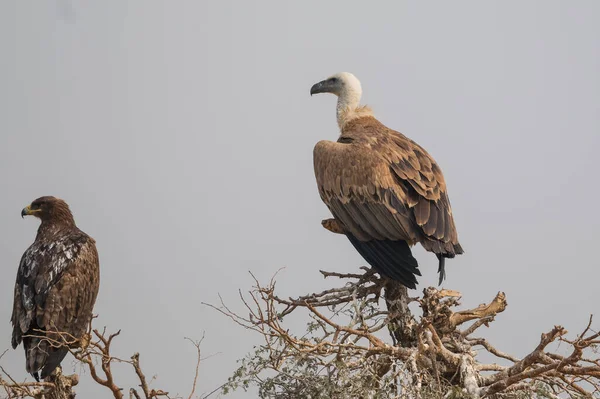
[336,89,373,130]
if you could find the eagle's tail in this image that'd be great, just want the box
[345,235,421,289]
[23,334,68,381]
[24,336,47,380]
[40,347,67,380]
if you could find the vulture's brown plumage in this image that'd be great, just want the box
[311,72,463,289]
[11,196,100,381]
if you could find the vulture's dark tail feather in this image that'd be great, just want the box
[346,235,420,289]
[436,254,446,286]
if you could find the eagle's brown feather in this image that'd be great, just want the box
[11,196,100,380]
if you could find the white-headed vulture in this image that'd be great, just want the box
[311,72,463,289]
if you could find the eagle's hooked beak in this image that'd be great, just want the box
[310,79,334,96]
[21,205,38,218]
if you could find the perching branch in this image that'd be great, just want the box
[209,267,600,398]
[0,320,209,399]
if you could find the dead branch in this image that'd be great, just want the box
[450,291,507,329]
[1,320,205,399]
[209,267,600,398]
[185,335,203,399]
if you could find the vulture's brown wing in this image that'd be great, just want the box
[314,127,462,286]
[314,130,461,252]
[382,130,462,254]
[11,232,100,379]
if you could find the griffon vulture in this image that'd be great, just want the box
[11,196,100,381]
[310,72,463,289]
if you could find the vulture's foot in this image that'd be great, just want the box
[321,218,345,234]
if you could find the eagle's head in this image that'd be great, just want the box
[21,196,74,224]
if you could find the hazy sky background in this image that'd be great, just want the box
[1,1,599,397]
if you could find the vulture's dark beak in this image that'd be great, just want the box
[310,80,331,96]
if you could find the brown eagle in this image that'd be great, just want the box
[310,72,463,289]
[11,196,100,381]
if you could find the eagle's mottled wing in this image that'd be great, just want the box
[11,232,100,376]
[39,237,99,338]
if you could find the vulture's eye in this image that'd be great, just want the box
[330,78,338,83]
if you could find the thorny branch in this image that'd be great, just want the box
[209,267,600,398]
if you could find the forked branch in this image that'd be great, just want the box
[209,267,600,398]
[0,321,207,399]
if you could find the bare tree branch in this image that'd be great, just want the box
[1,319,205,399]
[209,267,600,398]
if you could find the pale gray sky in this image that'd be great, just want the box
[1,1,599,397]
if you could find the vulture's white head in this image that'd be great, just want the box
[310,72,362,98]
[310,72,373,129]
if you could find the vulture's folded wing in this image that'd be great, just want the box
[313,130,461,256]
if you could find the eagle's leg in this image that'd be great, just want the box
[321,218,346,234]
